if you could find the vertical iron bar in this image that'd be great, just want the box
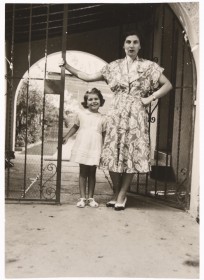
[154,99,161,195]
[6,4,15,198]
[146,5,156,195]
[23,4,32,198]
[154,4,165,196]
[56,4,68,203]
[163,14,176,197]
[176,38,185,182]
[40,4,50,199]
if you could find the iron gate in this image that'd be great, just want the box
[5,4,68,203]
[5,4,195,209]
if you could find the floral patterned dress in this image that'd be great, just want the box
[99,57,164,173]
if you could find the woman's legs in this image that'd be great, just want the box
[109,171,122,200]
[108,171,134,207]
[116,173,134,204]
[87,165,97,198]
[79,164,89,198]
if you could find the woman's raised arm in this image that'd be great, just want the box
[59,58,104,82]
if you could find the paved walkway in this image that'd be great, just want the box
[5,161,200,279]
[5,199,199,279]
[5,156,199,279]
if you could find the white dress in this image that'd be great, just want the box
[70,109,106,166]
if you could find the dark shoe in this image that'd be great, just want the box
[106,200,116,207]
[114,197,127,211]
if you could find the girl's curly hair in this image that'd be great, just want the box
[81,88,105,108]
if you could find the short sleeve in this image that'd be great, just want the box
[100,63,111,83]
[73,113,80,126]
[100,60,119,87]
[150,62,164,90]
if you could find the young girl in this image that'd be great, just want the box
[62,88,106,208]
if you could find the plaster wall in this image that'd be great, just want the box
[170,2,199,218]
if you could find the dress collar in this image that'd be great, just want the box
[125,55,139,64]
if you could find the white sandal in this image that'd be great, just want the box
[87,198,99,208]
[76,198,86,208]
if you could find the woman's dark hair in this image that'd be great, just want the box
[121,30,143,46]
[120,30,143,58]
[81,88,105,108]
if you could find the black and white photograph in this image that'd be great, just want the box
[2,1,201,279]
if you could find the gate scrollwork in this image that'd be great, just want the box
[41,163,57,199]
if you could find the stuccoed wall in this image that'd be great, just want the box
[183,2,199,220]
[170,2,199,50]
[182,2,199,38]
[171,2,199,219]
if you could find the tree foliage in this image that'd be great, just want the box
[16,80,59,147]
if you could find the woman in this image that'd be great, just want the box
[59,30,173,210]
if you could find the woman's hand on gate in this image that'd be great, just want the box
[62,135,68,144]
[59,58,66,68]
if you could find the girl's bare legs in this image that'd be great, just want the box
[87,165,98,207]
[116,173,134,204]
[87,165,97,198]
[109,171,122,200]
[79,164,89,198]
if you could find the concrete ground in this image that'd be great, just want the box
[5,162,200,279]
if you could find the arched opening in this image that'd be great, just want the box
[14,51,112,151]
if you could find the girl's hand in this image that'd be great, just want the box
[141,96,154,106]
